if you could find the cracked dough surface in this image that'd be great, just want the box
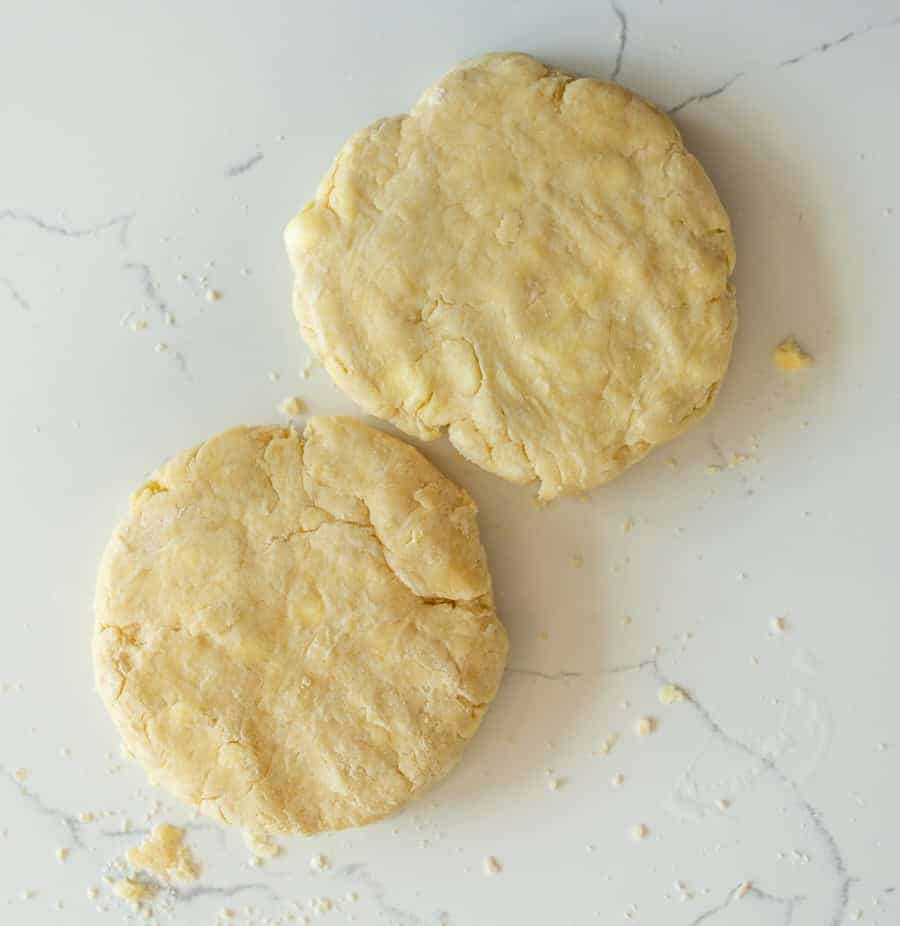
[285,52,736,499]
[93,418,507,834]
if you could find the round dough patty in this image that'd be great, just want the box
[285,52,736,499]
[93,418,508,834]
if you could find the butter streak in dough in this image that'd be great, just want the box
[285,52,737,499]
[94,418,507,834]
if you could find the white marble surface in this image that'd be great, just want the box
[2,1,900,923]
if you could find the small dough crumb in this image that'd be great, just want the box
[205,289,223,303]
[630,823,649,841]
[546,776,562,791]
[244,831,282,863]
[658,684,688,705]
[611,773,625,787]
[736,880,752,899]
[128,823,199,883]
[56,847,70,863]
[154,342,168,353]
[716,798,731,811]
[86,886,100,900]
[113,878,157,907]
[622,518,634,534]
[278,396,306,417]
[309,853,330,872]
[771,616,787,633]
[483,855,502,875]
[773,337,813,370]
[131,319,149,332]
[635,716,657,737]
[78,811,96,823]
[14,768,30,782]
[597,733,619,755]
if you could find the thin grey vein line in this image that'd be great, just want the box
[1,277,30,311]
[778,15,900,68]
[609,0,628,82]
[225,152,264,177]
[0,209,134,246]
[668,72,745,114]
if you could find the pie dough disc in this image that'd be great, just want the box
[94,418,508,834]
[285,52,736,499]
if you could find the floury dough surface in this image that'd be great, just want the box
[93,418,508,834]
[285,52,737,499]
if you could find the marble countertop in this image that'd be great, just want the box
[3,1,899,924]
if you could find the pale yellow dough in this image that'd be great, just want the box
[285,53,736,499]
[94,418,507,834]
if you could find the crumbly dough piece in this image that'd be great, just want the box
[94,418,507,834]
[285,53,736,499]
[127,824,199,882]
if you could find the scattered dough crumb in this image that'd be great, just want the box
[153,342,168,353]
[635,716,657,736]
[114,878,157,907]
[86,886,100,900]
[278,396,306,417]
[483,855,502,875]
[128,823,200,883]
[597,733,619,755]
[622,518,634,534]
[78,811,96,823]
[705,464,722,475]
[716,798,731,811]
[309,853,330,872]
[205,289,223,303]
[14,768,30,782]
[771,616,787,633]
[243,831,282,864]
[131,319,149,332]
[546,776,562,791]
[56,847,70,862]
[611,773,625,787]
[345,891,359,903]
[736,880,752,899]
[773,337,813,370]
[312,897,333,913]
[658,684,688,705]
[630,824,649,841]
[267,369,280,383]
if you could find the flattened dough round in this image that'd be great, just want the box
[285,52,736,499]
[93,418,508,834]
